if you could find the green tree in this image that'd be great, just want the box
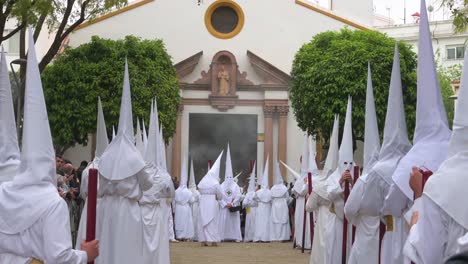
[442,0,468,33]
[290,28,418,148]
[437,64,462,128]
[42,36,180,154]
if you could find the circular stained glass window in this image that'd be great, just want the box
[205,1,244,39]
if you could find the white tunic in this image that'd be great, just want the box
[95,166,153,264]
[242,191,258,242]
[293,178,311,249]
[270,184,291,241]
[404,195,466,264]
[344,178,380,264]
[174,187,195,240]
[307,190,332,264]
[0,197,87,263]
[198,185,224,242]
[218,182,242,241]
[253,189,272,242]
[190,189,201,241]
[325,171,352,264]
[139,168,174,264]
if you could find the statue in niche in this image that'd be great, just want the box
[218,65,230,96]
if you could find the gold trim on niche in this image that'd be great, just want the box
[204,0,245,39]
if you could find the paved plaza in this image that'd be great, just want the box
[170,242,310,264]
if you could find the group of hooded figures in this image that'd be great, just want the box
[1,0,468,263]
[282,1,468,263]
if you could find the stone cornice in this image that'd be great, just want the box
[174,51,203,79]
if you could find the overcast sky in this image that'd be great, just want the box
[313,0,451,24]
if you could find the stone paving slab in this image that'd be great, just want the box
[170,242,310,264]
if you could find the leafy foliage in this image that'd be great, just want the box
[442,0,468,33]
[290,28,418,147]
[437,64,462,128]
[42,36,180,154]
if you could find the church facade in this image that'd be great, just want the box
[69,0,372,185]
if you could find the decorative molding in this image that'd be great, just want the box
[247,50,291,85]
[174,51,203,79]
[75,0,155,31]
[180,82,288,91]
[294,0,369,30]
[277,105,289,116]
[263,105,276,117]
[208,95,239,111]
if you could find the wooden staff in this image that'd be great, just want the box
[307,172,314,248]
[352,166,360,244]
[301,192,307,253]
[342,170,350,264]
[86,168,98,264]
[379,221,385,264]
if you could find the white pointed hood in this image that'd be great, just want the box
[189,159,197,190]
[135,118,145,156]
[362,63,381,177]
[178,156,188,189]
[321,115,340,180]
[198,151,223,190]
[392,2,451,199]
[99,60,145,180]
[308,136,318,174]
[424,42,468,230]
[224,143,234,185]
[300,134,309,177]
[273,160,283,185]
[142,119,148,153]
[247,161,257,192]
[0,29,62,234]
[370,44,412,185]
[337,96,354,174]
[158,125,167,170]
[0,47,20,181]
[144,102,157,165]
[95,97,109,158]
[281,160,301,182]
[260,156,270,189]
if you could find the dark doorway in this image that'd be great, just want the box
[188,113,257,190]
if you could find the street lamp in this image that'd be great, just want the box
[10,58,27,139]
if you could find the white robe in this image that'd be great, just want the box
[404,195,467,264]
[190,189,201,241]
[293,178,311,249]
[168,202,175,240]
[270,184,291,241]
[218,182,242,241]
[326,171,352,264]
[174,187,195,240]
[344,178,380,264]
[198,185,224,242]
[254,189,272,242]
[360,172,404,264]
[139,168,174,264]
[242,191,258,242]
[307,190,332,264]
[95,166,153,264]
[0,197,87,263]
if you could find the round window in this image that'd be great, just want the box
[205,1,244,39]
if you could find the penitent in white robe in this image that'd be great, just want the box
[270,184,291,241]
[254,188,272,242]
[325,171,352,264]
[218,182,243,241]
[307,188,332,264]
[174,187,195,240]
[404,195,467,264]
[0,192,87,263]
[198,185,224,242]
[242,191,258,242]
[191,189,201,241]
[140,167,174,264]
[344,178,380,264]
[293,178,311,249]
[95,165,153,264]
